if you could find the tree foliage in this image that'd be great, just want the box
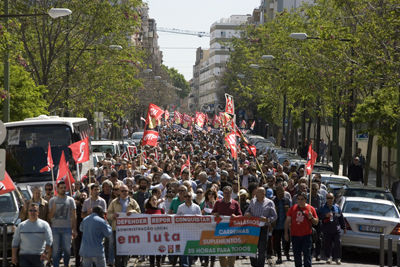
[221,0,400,147]
[162,65,190,99]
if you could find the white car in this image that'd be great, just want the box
[91,140,121,156]
[339,197,400,251]
[318,174,350,186]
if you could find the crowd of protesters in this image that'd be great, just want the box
[11,125,346,267]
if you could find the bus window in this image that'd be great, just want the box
[5,125,72,183]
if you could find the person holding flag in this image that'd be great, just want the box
[48,181,77,267]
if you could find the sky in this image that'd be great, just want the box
[145,0,261,81]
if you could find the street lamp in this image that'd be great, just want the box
[2,3,72,122]
[289,31,352,175]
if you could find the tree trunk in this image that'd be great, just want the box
[388,147,392,189]
[302,102,306,145]
[364,133,374,185]
[376,144,383,187]
[307,116,312,142]
[316,114,321,162]
[332,108,340,174]
[343,115,353,177]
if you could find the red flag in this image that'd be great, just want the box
[128,146,137,157]
[240,120,246,129]
[225,132,238,160]
[0,172,16,195]
[142,130,159,147]
[225,94,235,115]
[121,151,129,161]
[56,151,75,191]
[250,120,255,130]
[174,111,183,125]
[68,137,90,164]
[244,143,257,157]
[195,112,206,128]
[182,114,192,129]
[212,114,221,129]
[305,144,318,175]
[165,110,170,121]
[180,155,190,175]
[40,142,54,173]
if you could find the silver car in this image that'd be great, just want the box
[339,197,400,251]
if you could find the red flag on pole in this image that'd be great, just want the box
[225,132,238,160]
[225,94,235,115]
[0,172,16,195]
[250,120,255,130]
[244,143,257,157]
[305,144,318,175]
[68,137,90,164]
[40,142,54,173]
[56,151,75,191]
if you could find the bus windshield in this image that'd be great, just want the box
[5,124,73,183]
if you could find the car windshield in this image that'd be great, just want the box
[5,125,72,182]
[343,201,399,218]
[92,145,115,154]
[132,133,143,139]
[314,165,333,172]
[343,189,394,202]
[0,193,17,213]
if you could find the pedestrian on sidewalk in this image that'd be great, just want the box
[348,157,363,183]
[319,193,346,265]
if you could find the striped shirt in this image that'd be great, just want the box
[246,197,277,223]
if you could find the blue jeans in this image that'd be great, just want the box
[19,254,43,267]
[292,235,312,267]
[82,256,106,267]
[180,255,192,267]
[52,227,72,267]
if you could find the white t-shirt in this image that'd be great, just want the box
[176,202,201,215]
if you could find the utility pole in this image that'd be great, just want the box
[3,0,10,122]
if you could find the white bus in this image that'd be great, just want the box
[4,115,93,186]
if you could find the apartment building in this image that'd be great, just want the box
[197,15,251,113]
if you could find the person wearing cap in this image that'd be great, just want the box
[348,156,364,183]
[239,189,250,214]
[245,187,277,267]
[140,165,149,176]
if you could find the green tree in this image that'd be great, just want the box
[0,64,47,121]
[162,65,190,99]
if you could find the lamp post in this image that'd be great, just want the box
[290,32,352,174]
[2,4,72,122]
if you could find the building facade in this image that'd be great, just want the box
[196,15,251,113]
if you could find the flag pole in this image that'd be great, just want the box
[51,167,55,191]
[67,170,73,197]
[76,163,80,182]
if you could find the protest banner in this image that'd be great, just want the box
[116,214,263,256]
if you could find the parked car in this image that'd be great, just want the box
[318,174,350,186]
[131,131,144,145]
[0,190,24,256]
[91,140,121,156]
[336,183,395,203]
[339,196,400,251]
[17,184,32,202]
[297,163,334,174]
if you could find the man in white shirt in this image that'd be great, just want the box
[176,192,201,267]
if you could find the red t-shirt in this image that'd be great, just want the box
[287,204,317,236]
[211,199,242,216]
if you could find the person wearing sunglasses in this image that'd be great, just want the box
[12,202,52,267]
[107,185,140,267]
[284,192,318,267]
[319,193,346,265]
